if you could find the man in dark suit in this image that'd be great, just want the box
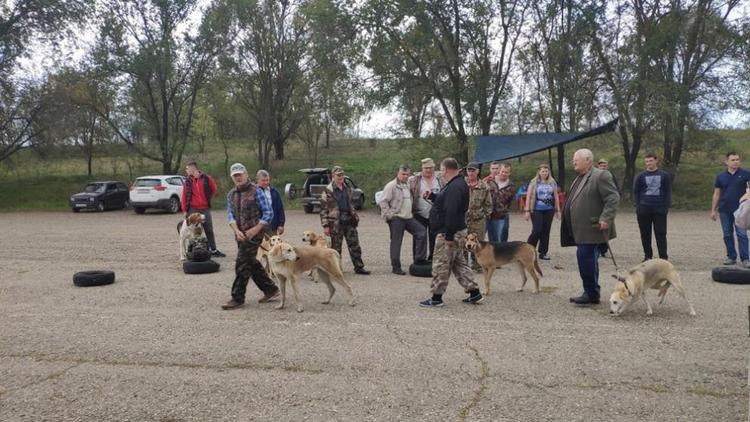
[561,149,620,305]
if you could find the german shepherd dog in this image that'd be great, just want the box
[464,233,543,295]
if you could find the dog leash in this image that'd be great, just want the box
[598,223,632,296]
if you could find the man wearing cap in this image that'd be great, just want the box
[561,149,620,305]
[221,163,279,310]
[320,166,370,275]
[419,157,483,307]
[484,161,515,243]
[408,158,444,261]
[465,161,493,271]
[379,164,427,275]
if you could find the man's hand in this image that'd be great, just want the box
[277,226,285,235]
[324,226,331,236]
[711,210,717,221]
[422,191,431,200]
[244,225,261,239]
[234,229,247,242]
[598,221,609,231]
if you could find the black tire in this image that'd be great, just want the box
[188,248,212,262]
[168,196,180,213]
[711,267,750,284]
[96,202,105,212]
[303,204,314,214]
[73,270,115,287]
[409,261,432,278]
[183,260,220,274]
[134,207,146,214]
[72,208,80,213]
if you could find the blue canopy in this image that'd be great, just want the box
[473,119,618,163]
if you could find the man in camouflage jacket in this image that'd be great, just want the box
[320,166,370,275]
[465,162,493,270]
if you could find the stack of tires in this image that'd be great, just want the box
[183,244,220,274]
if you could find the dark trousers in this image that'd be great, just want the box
[388,217,427,269]
[414,214,437,261]
[636,211,668,259]
[576,244,600,299]
[330,222,365,271]
[527,209,554,255]
[719,211,749,261]
[188,208,217,251]
[231,239,277,303]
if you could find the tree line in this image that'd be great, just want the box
[1,0,748,190]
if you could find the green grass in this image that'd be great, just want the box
[0,129,748,212]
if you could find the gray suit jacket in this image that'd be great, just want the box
[561,167,620,246]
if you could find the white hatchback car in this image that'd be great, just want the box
[129,175,185,214]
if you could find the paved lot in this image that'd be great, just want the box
[0,209,747,421]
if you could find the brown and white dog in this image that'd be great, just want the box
[177,212,206,260]
[302,230,329,248]
[464,233,543,295]
[609,259,696,316]
[268,242,355,312]
[255,235,273,275]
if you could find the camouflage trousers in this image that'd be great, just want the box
[231,238,278,304]
[466,219,486,270]
[330,222,365,271]
[430,230,478,296]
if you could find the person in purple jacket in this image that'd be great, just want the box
[633,153,672,261]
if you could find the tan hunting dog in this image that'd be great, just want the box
[464,233,543,295]
[609,258,696,316]
[267,242,355,312]
[302,230,329,248]
[177,212,206,261]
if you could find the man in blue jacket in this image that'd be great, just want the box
[256,170,286,235]
[419,158,482,308]
[633,153,672,261]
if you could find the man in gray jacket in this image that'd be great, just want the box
[561,149,620,305]
[379,164,427,275]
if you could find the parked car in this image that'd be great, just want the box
[129,175,185,214]
[284,168,365,213]
[70,181,130,212]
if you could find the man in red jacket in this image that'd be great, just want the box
[182,161,225,257]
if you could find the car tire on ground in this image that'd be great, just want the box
[711,267,750,285]
[72,208,80,213]
[134,207,146,214]
[183,260,220,274]
[73,270,116,287]
[168,196,180,214]
[303,204,314,214]
[409,261,432,278]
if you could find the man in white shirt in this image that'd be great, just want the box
[379,165,427,274]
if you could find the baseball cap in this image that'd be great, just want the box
[230,163,247,176]
[421,158,435,168]
[597,158,609,164]
[332,165,344,175]
[466,161,481,170]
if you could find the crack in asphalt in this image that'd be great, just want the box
[458,345,489,422]
[2,353,324,377]
[0,362,83,396]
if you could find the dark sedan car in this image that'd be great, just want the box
[70,181,130,212]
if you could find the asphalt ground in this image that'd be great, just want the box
[0,210,747,421]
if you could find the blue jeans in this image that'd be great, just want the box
[719,211,748,261]
[486,215,510,243]
[576,244,600,299]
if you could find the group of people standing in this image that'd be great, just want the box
[181,148,749,311]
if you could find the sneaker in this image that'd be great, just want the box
[743,260,750,269]
[419,298,444,308]
[462,290,484,304]
[539,254,550,260]
[392,268,406,275]
[211,250,226,258]
[723,259,737,265]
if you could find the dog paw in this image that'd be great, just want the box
[296,306,304,313]
[532,289,539,294]
[646,310,653,316]
[321,300,331,304]
[348,300,356,307]
[516,288,523,292]
[689,310,697,316]
[274,304,284,310]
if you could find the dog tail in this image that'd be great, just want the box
[534,251,543,277]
